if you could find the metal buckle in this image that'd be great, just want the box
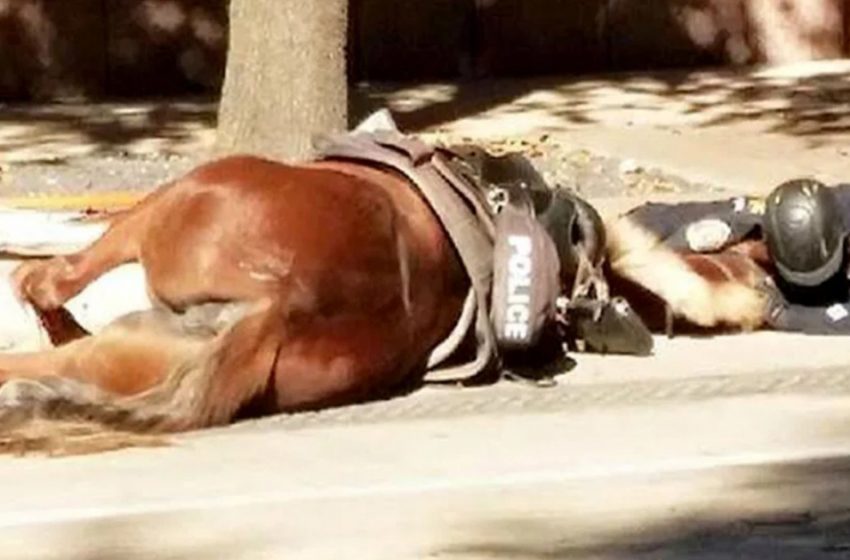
[486,187,509,215]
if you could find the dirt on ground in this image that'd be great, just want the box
[0,134,722,205]
[0,153,198,195]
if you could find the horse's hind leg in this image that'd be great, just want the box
[12,187,171,311]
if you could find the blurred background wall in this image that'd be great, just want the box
[0,0,845,100]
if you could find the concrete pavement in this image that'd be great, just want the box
[2,247,850,557]
[363,60,850,196]
[2,388,850,558]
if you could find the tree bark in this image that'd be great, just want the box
[216,0,348,162]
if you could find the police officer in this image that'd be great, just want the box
[626,178,850,334]
[762,179,850,334]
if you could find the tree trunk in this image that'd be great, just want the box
[216,0,348,162]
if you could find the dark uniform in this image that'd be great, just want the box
[625,185,850,335]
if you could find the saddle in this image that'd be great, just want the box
[316,130,653,383]
[316,130,499,383]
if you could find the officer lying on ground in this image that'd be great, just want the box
[624,178,850,334]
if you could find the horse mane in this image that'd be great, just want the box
[605,214,770,331]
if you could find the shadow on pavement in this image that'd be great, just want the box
[0,99,217,162]
[3,513,262,560]
[1,63,848,164]
[436,456,850,559]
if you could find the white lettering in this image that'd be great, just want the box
[506,304,529,324]
[502,235,533,342]
[504,322,528,340]
[507,235,532,256]
[509,254,532,277]
[508,291,530,305]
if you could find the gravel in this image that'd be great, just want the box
[0,153,200,196]
[468,135,724,198]
[0,134,725,200]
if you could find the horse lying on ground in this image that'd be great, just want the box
[0,156,471,433]
[0,130,631,446]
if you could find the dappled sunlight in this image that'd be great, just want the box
[676,2,752,64]
[141,0,187,34]
[352,61,850,151]
[110,1,227,94]
[0,0,103,100]
[0,0,226,101]
[0,100,216,164]
[747,0,844,62]
[672,0,843,66]
[363,83,460,114]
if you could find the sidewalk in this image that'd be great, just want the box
[1,60,849,204]
[3,384,850,559]
[0,60,850,204]
[361,59,850,198]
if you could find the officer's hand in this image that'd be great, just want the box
[564,296,653,356]
[758,277,789,328]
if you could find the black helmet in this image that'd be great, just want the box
[447,145,549,193]
[447,144,607,292]
[535,190,606,281]
[764,178,846,287]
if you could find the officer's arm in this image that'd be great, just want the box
[665,197,762,252]
[768,301,850,334]
[627,199,754,249]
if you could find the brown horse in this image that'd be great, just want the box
[0,152,473,435]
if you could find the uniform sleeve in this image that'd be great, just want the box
[627,197,763,251]
[769,301,850,334]
[832,183,850,223]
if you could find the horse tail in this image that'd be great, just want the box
[0,359,207,434]
[606,215,769,330]
[0,302,281,438]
